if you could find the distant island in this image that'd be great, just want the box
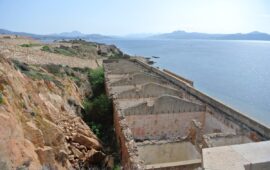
[0,29,113,41]
[1,28,270,41]
[149,30,270,41]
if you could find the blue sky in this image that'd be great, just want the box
[1,0,270,35]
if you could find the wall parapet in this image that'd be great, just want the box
[163,69,194,86]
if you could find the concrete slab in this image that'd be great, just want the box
[203,146,248,170]
[231,141,270,164]
[203,141,270,170]
[138,142,201,165]
[145,159,201,170]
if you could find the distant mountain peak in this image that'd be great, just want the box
[172,30,186,33]
[249,31,263,34]
[53,31,85,37]
[150,30,270,41]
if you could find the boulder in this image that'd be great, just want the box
[23,121,45,147]
[70,145,83,158]
[35,146,55,165]
[73,134,102,150]
[86,149,106,164]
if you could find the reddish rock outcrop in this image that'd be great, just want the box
[0,55,106,169]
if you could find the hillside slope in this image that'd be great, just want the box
[0,55,111,169]
[0,36,124,169]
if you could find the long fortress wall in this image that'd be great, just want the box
[132,59,270,139]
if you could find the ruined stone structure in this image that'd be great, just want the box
[104,59,270,169]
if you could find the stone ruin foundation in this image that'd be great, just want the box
[103,59,270,170]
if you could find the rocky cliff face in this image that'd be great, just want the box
[0,56,107,169]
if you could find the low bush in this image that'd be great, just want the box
[54,47,77,56]
[0,92,3,104]
[89,122,102,138]
[88,67,104,96]
[20,43,40,47]
[41,45,51,52]
[12,60,63,88]
[113,165,121,170]
[82,67,120,166]
[83,94,112,124]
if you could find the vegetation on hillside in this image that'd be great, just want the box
[88,67,104,96]
[14,61,119,167]
[12,60,63,88]
[40,39,130,60]
[82,68,112,138]
[12,43,122,167]
[20,43,41,47]
[41,45,52,52]
[82,67,120,166]
[42,45,78,56]
[0,92,3,104]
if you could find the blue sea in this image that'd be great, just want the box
[96,38,270,126]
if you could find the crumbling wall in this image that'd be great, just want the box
[104,63,144,169]
[124,95,205,116]
[104,59,270,170]
[111,73,169,86]
[105,60,142,74]
[117,83,183,99]
[203,133,252,148]
[125,112,205,140]
[203,112,236,134]
[133,59,270,139]
[113,105,143,169]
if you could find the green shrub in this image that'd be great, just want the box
[88,67,104,96]
[83,98,93,113]
[91,94,112,117]
[54,47,76,56]
[89,122,102,138]
[82,66,120,167]
[20,44,31,47]
[12,59,30,71]
[113,165,121,170]
[41,45,51,52]
[83,94,112,122]
[12,60,63,88]
[20,43,40,47]
[0,92,3,104]
[42,64,62,75]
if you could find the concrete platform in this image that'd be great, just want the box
[202,141,270,170]
[138,142,201,165]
